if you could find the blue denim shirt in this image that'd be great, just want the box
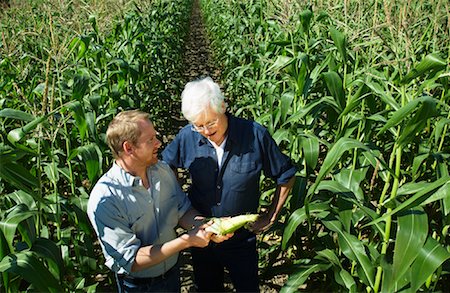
[162,114,296,217]
[87,161,191,277]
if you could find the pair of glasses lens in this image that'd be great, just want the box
[192,118,219,132]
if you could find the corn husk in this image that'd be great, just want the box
[204,214,259,235]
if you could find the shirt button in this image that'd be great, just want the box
[217,185,221,190]
[217,202,221,206]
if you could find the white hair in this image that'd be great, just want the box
[181,77,227,122]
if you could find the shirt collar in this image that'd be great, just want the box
[110,162,149,187]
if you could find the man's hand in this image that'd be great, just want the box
[210,232,234,243]
[185,225,212,248]
[247,213,274,234]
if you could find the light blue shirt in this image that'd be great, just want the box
[87,161,191,277]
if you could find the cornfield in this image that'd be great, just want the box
[1,0,449,291]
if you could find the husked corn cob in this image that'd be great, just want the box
[205,214,259,235]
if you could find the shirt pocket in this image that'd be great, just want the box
[229,161,258,191]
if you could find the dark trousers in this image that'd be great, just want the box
[191,234,259,292]
[115,265,180,293]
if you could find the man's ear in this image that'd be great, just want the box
[122,141,133,155]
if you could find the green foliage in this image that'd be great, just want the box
[0,0,192,291]
[201,0,450,291]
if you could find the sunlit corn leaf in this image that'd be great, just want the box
[410,237,450,292]
[44,161,60,185]
[205,214,258,235]
[0,204,37,251]
[377,96,436,137]
[308,138,375,198]
[4,190,37,210]
[66,101,88,141]
[339,81,367,118]
[300,134,319,172]
[267,55,294,72]
[0,251,62,292]
[365,79,400,110]
[322,71,345,111]
[365,176,449,226]
[338,269,357,293]
[316,249,341,267]
[283,98,324,126]
[280,263,331,293]
[330,27,346,62]
[401,53,447,84]
[421,181,450,215]
[412,153,429,177]
[323,220,375,287]
[397,97,438,147]
[282,201,331,250]
[391,207,428,291]
[0,108,34,121]
[7,115,47,144]
[315,180,385,236]
[280,92,294,123]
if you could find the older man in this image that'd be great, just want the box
[87,110,219,292]
[162,77,296,292]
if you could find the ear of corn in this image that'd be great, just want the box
[204,214,259,235]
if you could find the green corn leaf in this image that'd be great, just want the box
[330,27,346,62]
[0,108,34,121]
[76,143,102,183]
[391,207,428,291]
[280,92,294,123]
[283,98,324,126]
[308,138,372,198]
[397,97,438,147]
[316,180,385,236]
[0,204,37,251]
[365,79,400,110]
[282,201,330,250]
[66,101,88,140]
[7,115,47,144]
[300,134,320,172]
[401,53,447,84]
[0,161,38,193]
[323,220,375,287]
[316,249,341,267]
[4,190,37,210]
[299,9,313,34]
[205,214,258,235]
[377,96,432,136]
[338,269,357,293]
[365,176,449,227]
[410,237,450,292]
[420,181,450,208]
[31,238,64,278]
[339,82,368,118]
[0,251,62,292]
[44,161,60,185]
[434,118,450,146]
[268,55,294,72]
[280,263,331,293]
[322,71,345,111]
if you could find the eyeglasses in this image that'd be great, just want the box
[191,118,219,132]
